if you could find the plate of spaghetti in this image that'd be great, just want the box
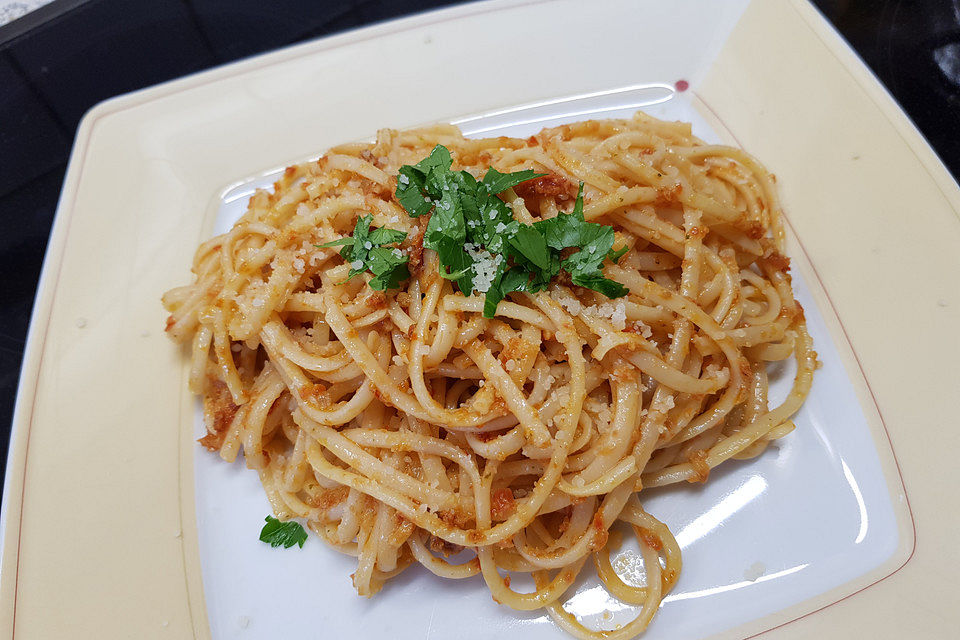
[164,102,897,640]
[8,0,952,638]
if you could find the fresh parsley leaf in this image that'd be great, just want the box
[417,144,454,174]
[423,186,473,291]
[533,182,628,299]
[607,245,628,263]
[259,516,308,549]
[569,270,628,298]
[344,215,374,277]
[396,167,432,217]
[424,189,465,250]
[366,247,410,290]
[507,225,551,270]
[481,167,544,196]
[315,237,354,248]
[534,184,588,250]
[320,215,409,290]
[368,226,407,245]
[395,145,456,218]
[483,265,532,317]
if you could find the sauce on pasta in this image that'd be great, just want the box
[163,111,815,639]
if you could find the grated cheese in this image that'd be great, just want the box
[579,300,627,330]
[551,290,582,315]
[653,394,675,413]
[465,244,502,294]
[631,321,653,339]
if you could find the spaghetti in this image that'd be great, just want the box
[163,111,815,639]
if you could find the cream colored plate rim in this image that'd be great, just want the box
[1,0,957,638]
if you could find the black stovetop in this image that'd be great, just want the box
[0,0,958,486]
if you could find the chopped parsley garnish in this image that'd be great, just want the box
[317,214,409,290]
[259,515,308,549]
[396,145,542,295]
[395,145,628,317]
[318,145,629,316]
[534,184,629,299]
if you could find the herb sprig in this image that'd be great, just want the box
[319,145,629,316]
[259,515,308,549]
[317,214,409,290]
[396,145,627,316]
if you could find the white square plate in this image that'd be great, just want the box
[5,1,957,638]
[196,92,900,640]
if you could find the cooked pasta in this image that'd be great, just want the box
[163,111,815,639]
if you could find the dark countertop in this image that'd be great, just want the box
[0,0,958,488]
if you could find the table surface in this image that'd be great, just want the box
[0,0,957,490]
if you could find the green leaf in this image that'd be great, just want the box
[439,264,473,281]
[364,247,409,291]
[259,516,308,549]
[534,211,584,251]
[572,182,585,216]
[481,167,544,195]
[561,234,628,299]
[483,266,531,318]
[533,183,588,250]
[350,215,373,255]
[528,253,561,292]
[332,215,410,288]
[433,236,474,293]
[570,271,629,298]
[477,200,517,254]
[425,189,465,249]
[366,246,406,270]
[343,215,373,279]
[394,146,455,219]
[501,266,534,294]
[396,167,432,217]
[528,182,628,300]
[607,245,628,263]
[369,263,409,291]
[564,225,616,273]
[416,144,453,174]
[507,225,551,270]
[315,237,354,249]
[368,227,407,245]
